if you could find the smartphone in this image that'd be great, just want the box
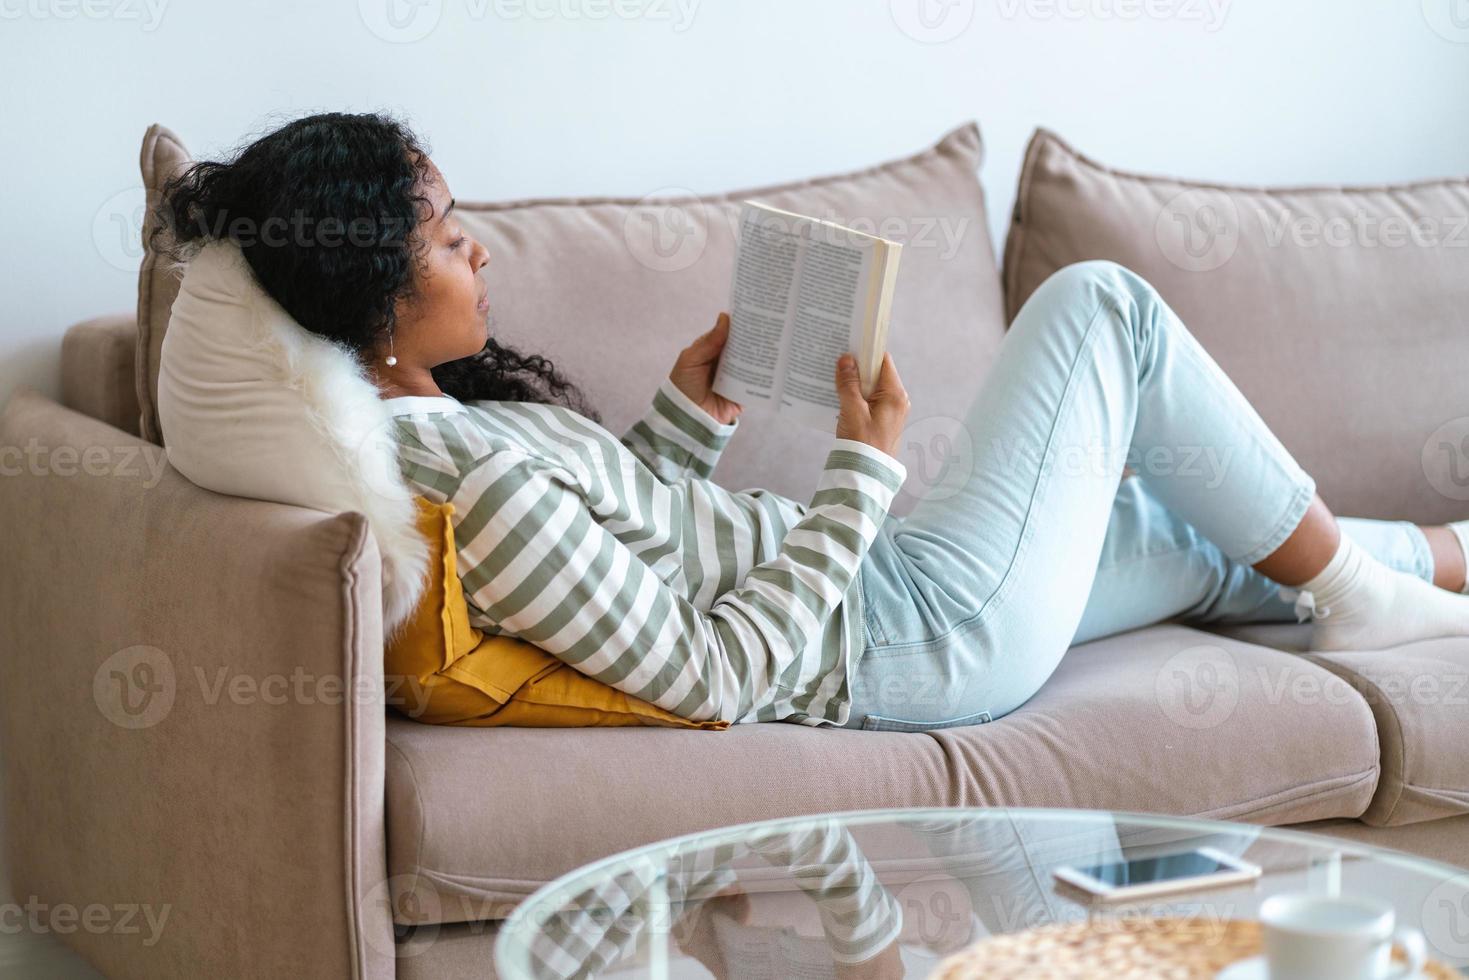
[1052,847,1262,902]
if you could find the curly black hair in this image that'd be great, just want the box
[151,110,599,421]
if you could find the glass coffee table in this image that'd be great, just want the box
[495,808,1469,978]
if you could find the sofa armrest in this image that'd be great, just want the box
[60,314,143,438]
[0,390,395,979]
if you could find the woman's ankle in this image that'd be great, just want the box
[1252,495,1340,586]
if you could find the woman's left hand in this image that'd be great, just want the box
[669,311,743,426]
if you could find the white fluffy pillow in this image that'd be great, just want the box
[156,239,428,631]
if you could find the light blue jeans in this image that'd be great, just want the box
[845,260,1435,731]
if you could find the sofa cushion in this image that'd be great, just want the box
[1209,621,1469,830]
[1003,128,1469,524]
[135,121,1007,512]
[383,624,1379,924]
[137,122,190,445]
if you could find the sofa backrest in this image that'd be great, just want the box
[137,122,1009,514]
[1004,128,1469,524]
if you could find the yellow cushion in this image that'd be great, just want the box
[384,496,727,730]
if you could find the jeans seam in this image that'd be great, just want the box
[874,295,1117,656]
[858,561,889,647]
[1233,479,1315,567]
[1164,316,1318,565]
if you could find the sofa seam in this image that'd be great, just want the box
[383,736,427,895]
[1002,127,1469,327]
[1185,766,1380,824]
[397,768,1384,922]
[1389,785,1469,802]
[1032,125,1469,197]
[1302,655,1404,825]
[1003,129,1047,324]
[409,770,1381,887]
[337,512,372,980]
[455,122,983,215]
[137,125,188,445]
[137,128,161,444]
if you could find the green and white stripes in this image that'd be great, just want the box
[388,375,907,726]
[525,821,901,977]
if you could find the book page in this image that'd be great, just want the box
[776,236,873,432]
[711,206,803,408]
[713,203,881,433]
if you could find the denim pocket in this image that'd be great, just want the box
[857,563,889,647]
[859,709,993,733]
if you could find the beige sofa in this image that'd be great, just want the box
[3,122,1468,978]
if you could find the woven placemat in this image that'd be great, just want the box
[932,915,1457,979]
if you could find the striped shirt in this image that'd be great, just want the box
[523,819,902,977]
[386,375,907,726]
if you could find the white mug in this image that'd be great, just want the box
[1259,893,1427,980]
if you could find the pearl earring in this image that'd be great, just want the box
[385,330,398,368]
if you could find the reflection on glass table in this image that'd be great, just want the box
[494,807,1469,979]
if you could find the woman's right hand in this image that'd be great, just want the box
[834,351,909,459]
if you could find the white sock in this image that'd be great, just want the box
[1447,521,1469,595]
[1278,533,1469,652]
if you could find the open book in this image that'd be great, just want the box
[711,201,903,432]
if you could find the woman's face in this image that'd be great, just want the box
[385,158,492,371]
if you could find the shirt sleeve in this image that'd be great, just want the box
[745,820,904,965]
[619,376,740,483]
[443,434,907,724]
[524,826,897,978]
[525,851,740,979]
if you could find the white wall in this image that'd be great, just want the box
[2,0,1467,411]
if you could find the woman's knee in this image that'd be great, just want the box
[1031,259,1135,305]
[1020,259,1179,360]
[1013,262,1116,338]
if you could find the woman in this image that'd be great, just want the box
[156,111,1469,730]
